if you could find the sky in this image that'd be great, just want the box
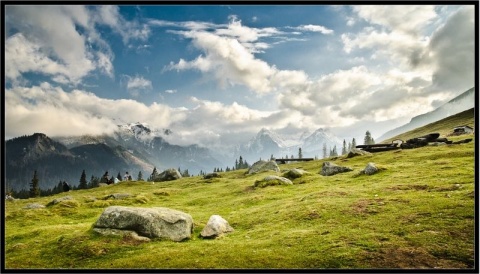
[4,4,476,149]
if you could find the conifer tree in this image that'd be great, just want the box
[30,170,40,198]
[364,131,375,145]
[117,172,122,181]
[342,140,347,155]
[352,138,357,149]
[79,170,88,189]
[137,171,143,181]
[298,148,303,159]
[322,143,327,159]
[149,167,159,181]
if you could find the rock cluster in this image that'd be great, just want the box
[254,175,293,188]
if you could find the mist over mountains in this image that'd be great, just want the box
[5,87,474,191]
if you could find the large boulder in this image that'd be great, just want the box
[247,160,280,174]
[320,162,353,176]
[93,206,193,242]
[200,215,234,239]
[203,172,220,179]
[346,148,372,158]
[155,168,182,182]
[254,175,293,188]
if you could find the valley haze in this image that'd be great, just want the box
[3,4,476,186]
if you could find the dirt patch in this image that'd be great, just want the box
[387,184,430,191]
[363,246,470,269]
[350,198,385,215]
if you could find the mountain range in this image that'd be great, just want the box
[4,86,474,191]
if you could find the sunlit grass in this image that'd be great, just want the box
[5,134,475,269]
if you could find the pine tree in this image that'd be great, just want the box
[348,142,352,152]
[332,145,338,156]
[342,140,347,155]
[117,172,122,181]
[239,156,244,169]
[137,171,143,181]
[79,170,88,189]
[30,170,40,198]
[235,159,239,170]
[322,143,327,159]
[182,169,190,177]
[352,138,357,149]
[149,167,159,182]
[364,130,375,145]
[298,148,303,159]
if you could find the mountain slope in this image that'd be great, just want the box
[381,108,474,143]
[377,87,475,142]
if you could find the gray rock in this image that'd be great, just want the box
[254,175,293,188]
[23,203,45,209]
[92,228,151,242]
[47,196,73,206]
[105,193,131,200]
[247,160,280,174]
[346,148,372,158]
[320,162,353,176]
[200,215,234,238]
[156,168,182,181]
[363,162,378,175]
[283,168,308,179]
[204,172,220,179]
[93,206,193,242]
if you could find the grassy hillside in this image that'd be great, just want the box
[5,134,475,269]
[381,108,475,144]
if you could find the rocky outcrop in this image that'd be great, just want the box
[283,168,308,179]
[320,162,353,176]
[93,206,193,242]
[155,168,182,181]
[200,215,234,239]
[247,160,280,174]
[103,193,131,200]
[254,175,293,188]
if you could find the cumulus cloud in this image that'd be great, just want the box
[5,5,149,86]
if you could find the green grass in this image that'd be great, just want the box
[5,134,475,269]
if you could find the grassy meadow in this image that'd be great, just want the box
[4,132,476,269]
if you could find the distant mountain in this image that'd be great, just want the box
[236,127,343,163]
[377,87,475,142]
[5,133,149,191]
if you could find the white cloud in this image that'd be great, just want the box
[5,83,177,139]
[5,5,149,86]
[165,89,177,94]
[289,24,334,34]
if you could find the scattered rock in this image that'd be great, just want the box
[104,193,131,200]
[92,228,151,242]
[254,175,293,188]
[23,203,46,209]
[200,215,234,239]
[6,195,16,201]
[283,168,308,179]
[346,148,372,158]
[363,162,379,175]
[47,196,73,206]
[204,172,220,179]
[93,206,193,242]
[247,160,280,174]
[320,162,353,176]
[155,168,182,181]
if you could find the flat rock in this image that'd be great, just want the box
[254,175,293,188]
[320,162,353,176]
[94,206,193,242]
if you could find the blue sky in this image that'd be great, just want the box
[4,4,476,148]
